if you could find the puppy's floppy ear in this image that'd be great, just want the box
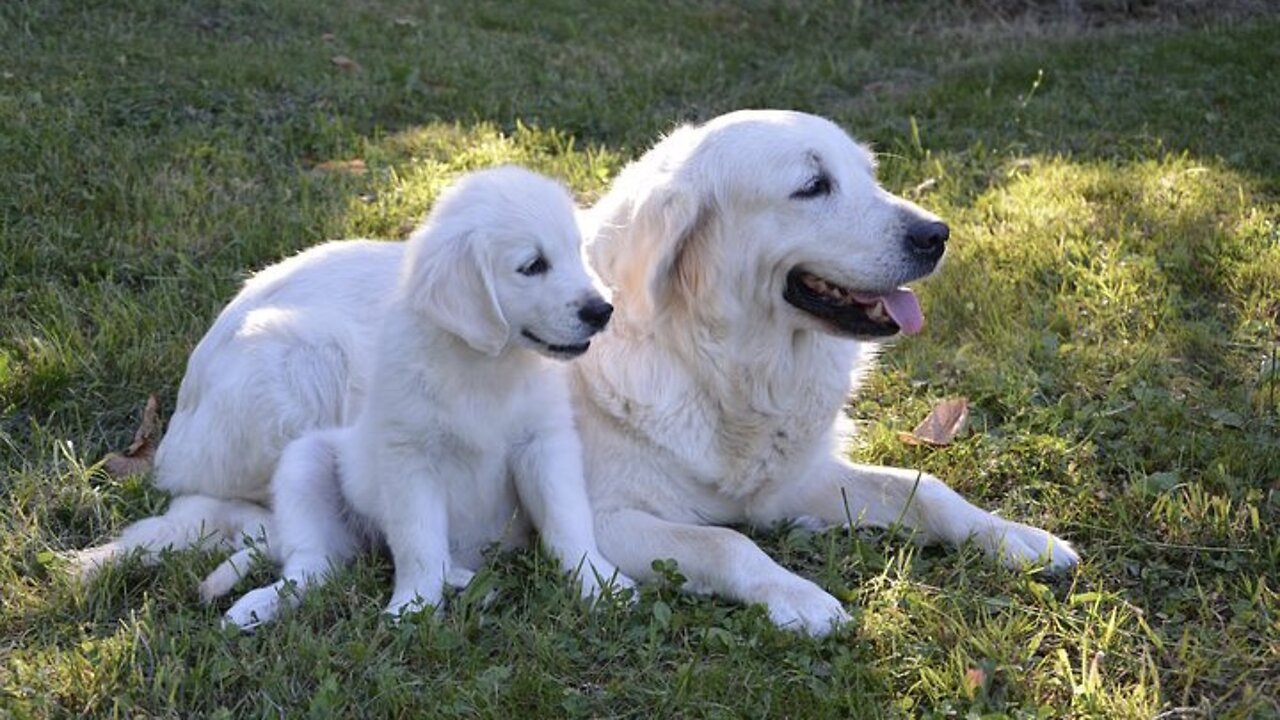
[402,229,509,356]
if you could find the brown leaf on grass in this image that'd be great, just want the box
[962,666,987,699]
[310,158,367,176]
[330,55,362,73]
[102,395,160,477]
[898,396,969,447]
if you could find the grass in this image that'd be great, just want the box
[2,0,1278,717]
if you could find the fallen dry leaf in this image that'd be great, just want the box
[899,396,969,447]
[963,666,987,698]
[330,54,362,73]
[310,158,367,176]
[102,394,160,477]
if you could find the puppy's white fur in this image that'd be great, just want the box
[73,112,1077,637]
[222,166,626,627]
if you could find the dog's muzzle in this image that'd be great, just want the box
[783,269,926,339]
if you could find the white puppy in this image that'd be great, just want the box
[215,166,628,628]
[73,112,1077,638]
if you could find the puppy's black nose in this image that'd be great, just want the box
[906,220,949,260]
[578,299,614,330]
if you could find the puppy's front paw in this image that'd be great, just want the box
[384,591,442,621]
[978,520,1080,571]
[756,576,850,637]
[445,566,476,590]
[575,557,636,603]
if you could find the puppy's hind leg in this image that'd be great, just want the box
[70,495,271,582]
[200,506,279,603]
[224,432,360,629]
[200,546,262,604]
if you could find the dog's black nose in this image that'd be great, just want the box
[906,220,949,259]
[578,299,614,330]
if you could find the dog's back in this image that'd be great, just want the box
[71,240,400,578]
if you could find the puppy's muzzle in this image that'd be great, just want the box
[578,298,614,331]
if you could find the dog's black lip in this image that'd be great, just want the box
[521,329,591,357]
[783,268,901,339]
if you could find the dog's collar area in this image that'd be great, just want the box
[521,329,591,358]
[783,269,906,339]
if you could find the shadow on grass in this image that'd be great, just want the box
[4,2,1280,717]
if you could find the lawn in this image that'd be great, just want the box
[2,1,1278,717]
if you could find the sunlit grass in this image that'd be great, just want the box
[2,1,1278,717]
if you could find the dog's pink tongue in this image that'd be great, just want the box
[854,288,925,335]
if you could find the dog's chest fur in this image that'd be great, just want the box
[584,330,860,500]
[700,338,856,497]
[708,369,838,497]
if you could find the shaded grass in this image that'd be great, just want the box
[2,1,1279,717]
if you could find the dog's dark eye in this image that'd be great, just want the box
[791,174,832,200]
[518,255,549,276]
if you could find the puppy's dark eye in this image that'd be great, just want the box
[791,174,832,200]
[518,255,549,276]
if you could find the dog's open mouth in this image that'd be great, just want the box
[521,329,591,358]
[783,269,925,338]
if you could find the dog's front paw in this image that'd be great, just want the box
[977,520,1080,571]
[224,582,290,630]
[755,575,851,637]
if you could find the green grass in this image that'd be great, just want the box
[3,0,1279,717]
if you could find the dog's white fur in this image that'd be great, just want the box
[572,111,1076,635]
[73,111,1077,636]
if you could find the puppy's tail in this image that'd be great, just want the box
[69,494,272,583]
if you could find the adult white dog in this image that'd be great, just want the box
[73,110,1077,636]
[209,166,625,628]
[574,110,1076,635]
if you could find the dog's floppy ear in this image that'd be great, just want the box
[588,125,715,318]
[402,229,509,356]
[594,173,713,318]
[640,182,714,310]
